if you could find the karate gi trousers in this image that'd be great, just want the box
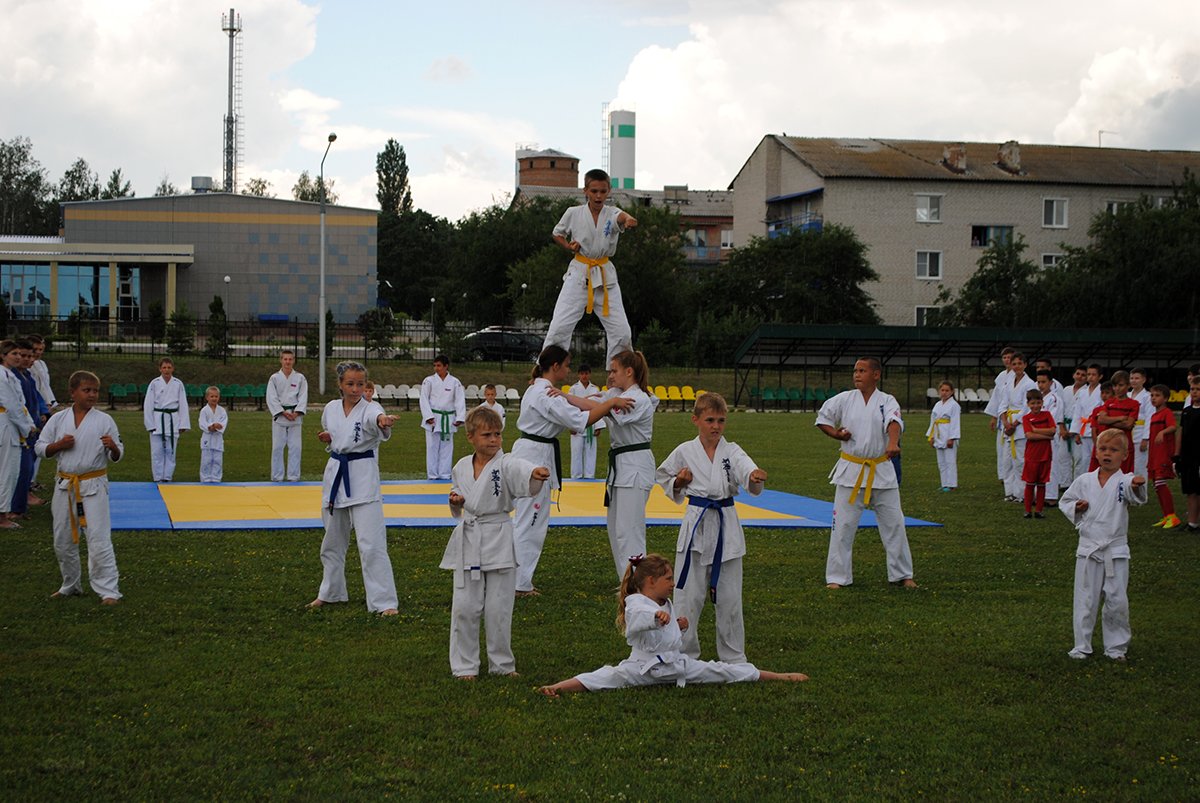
[542,271,633,363]
[149,434,178,482]
[672,555,746,663]
[425,429,455,480]
[576,654,759,691]
[200,448,223,483]
[570,430,598,479]
[826,485,914,586]
[52,482,120,599]
[449,567,516,677]
[1071,555,1130,659]
[1002,438,1027,499]
[606,485,649,582]
[513,480,553,592]
[271,419,302,481]
[935,445,958,489]
[317,502,399,612]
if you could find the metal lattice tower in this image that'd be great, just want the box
[600,101,610,175]
[222,8,243,193]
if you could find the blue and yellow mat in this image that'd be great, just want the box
[110,480,940,531]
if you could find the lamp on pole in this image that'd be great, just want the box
[430,297,436,357]
[318,131,337,395]
[222,274,231,364]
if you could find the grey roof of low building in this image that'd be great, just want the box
[514,185,732,218]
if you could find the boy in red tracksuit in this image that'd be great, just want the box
[1147,384,1180,528]
[1021,389,1057,518]
[1091,371,1139,473]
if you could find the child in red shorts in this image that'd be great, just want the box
[1022,389,1057,518]
[1147,384,1180,528]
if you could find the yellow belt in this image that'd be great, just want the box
[1135,419,1145,426]
[840,452,888,506]
[927,416,951,443]
[57,468,108,543]
[574,255,611,316]
[1005,408,1021,458]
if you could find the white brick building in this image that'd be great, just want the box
[730,137,1200,325]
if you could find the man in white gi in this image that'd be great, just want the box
[443,406,549,679]
[999,353,1039,501]
[568,365,605,479]
[143,358,189,482]
[267,350,307,482]
[983,347,1015,496]
[419,354,466,480]
[816,358,916,589]
[543,168,638,363]
[1069,364,1105,481]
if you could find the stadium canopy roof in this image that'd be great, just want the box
[732,324,1199,406]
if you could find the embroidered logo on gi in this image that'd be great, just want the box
[722,457,732,484]
[491,469,501,497]
[1117,481,1125,503]
[603,220,612,237]
[353,422,362,443]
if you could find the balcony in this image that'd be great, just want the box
[766,212,824,238]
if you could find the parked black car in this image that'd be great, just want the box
[461,327,544,361]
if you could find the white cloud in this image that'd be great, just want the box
[423,56,472,84]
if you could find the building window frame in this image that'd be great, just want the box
[1042,197,1068,228]
[1106,199,1135,214]
[915,306,939,327]
[915,193,943,223]
[1041,253,1065,270]
[916,250,942,280]
[970,225,1013,247]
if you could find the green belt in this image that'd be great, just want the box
[520,431,562,485]
[585,423,594,446]
[605,442,652,507]
[433,408,455,442]
[154,407,178,450]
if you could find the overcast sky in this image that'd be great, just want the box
[4,0,1199,221]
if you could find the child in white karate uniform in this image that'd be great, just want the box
[566,351,658,582]
[542,169,638,363]
[511,346,632,595]
[198,386,228,483]
[477,384,506,431]
[308,361,400,615]
[656,392,765,663]
[443,407,549,679]
[419,354,466,480]
[266,350,308,482]
[926,380,961,491]
[538,554,806,696]
[0,340,36,529]
[143,357,189,482]
[568,366,603,478]
[36,370,123,604]
[1059,429,1146,661]
[816,358,916,589]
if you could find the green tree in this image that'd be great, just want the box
[931,234,1040,327]
[100,168,134,199]
[205,295,231,360]
[147,301,166,342]
[0,136,53,234]
[357,306,397,357]
[58,157,100,202]
[376,138,413,217]
[716,223,881,326]
[242,177,274,197]
[377,209,454,315]
[292,171,338,204]
[154,175,179,197]
[166,304,195,355]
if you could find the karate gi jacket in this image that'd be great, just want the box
[656,436,763,566]
[198,404,229,451]
[0,366,35,446]
[816,388,904,490]
[601,384,658,490]
[926,398,961,448]
[320,397,390,509]
[143,377,190,437]
[419,373,466,436]
[512,378,589,490]
[36,407,123,498]
[267,370,308,423]
[1060,470,1146,571]
[553,204,629,287]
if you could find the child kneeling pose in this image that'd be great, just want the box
[538,554,806,696]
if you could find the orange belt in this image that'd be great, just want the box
[57,468,108,543]
[574,255,611,316]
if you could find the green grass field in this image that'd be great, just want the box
[2,402,1197,800]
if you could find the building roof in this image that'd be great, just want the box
[514,185,732,218]
[732,136,1200,189]
[515,147,579,160]
[59,192,378,215]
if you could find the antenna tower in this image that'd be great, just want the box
[222,8,244,192]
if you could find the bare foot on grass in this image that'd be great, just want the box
[379,608,399,616]
[894,578,918,589]
[538,678,585,697]
[50,590,67,598]
[457,675,477,681]
[825,583,842,589]
[306,598,330,609]
[100,597,119,606]
[515,588,541,598]
[759,671,808,682]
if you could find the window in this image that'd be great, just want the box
[684,229,707,247]
[970,225,1012,247]
[1042,253,1065,269]
[0,263,51,318]
[1043,198,1068,228]
[56,265,109,318]
[915,194,942,223]
[720,229,734,249]
[916,251,942,279]
[1106,200,1134,214]
[915,306,940,327]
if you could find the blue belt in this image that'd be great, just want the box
[328,450,375,509]
[677,496,734,603]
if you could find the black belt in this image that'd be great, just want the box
[520,431,561,485]
[605,442,652,506]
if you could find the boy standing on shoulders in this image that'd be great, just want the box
[543,169,638,363]
[419,354,466,480]
[36,371,124,604]
[1059,429,1146,661]
[816,358,916,589]
[267,349,308,482]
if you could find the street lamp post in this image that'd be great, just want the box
[222,274,231,364]
[430,297,436,357]
[318,131,337,395]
